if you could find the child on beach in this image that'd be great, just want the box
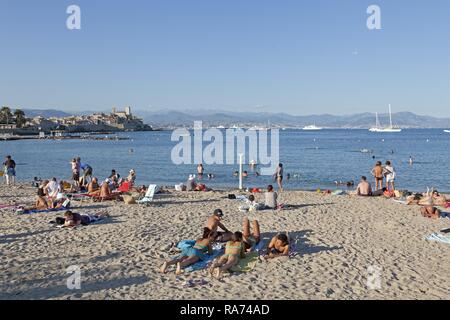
[263,234,290,260]
[209,232,245,279]
[160,229,215,275]
[371,161,384,191]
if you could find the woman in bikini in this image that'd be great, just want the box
[209,232,245,279]
[160,229,215,275]
[264,234,290,260]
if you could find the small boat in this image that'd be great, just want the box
[444,130,450,133]
[302,124,322,131]
[369,105,402,132]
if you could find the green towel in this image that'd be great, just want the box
[230,252,259,273]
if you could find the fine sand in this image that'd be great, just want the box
[0,183,449,300]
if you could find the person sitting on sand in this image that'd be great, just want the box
[61,210,110,228]
[160,228,215,275]
[264,234,290,260]
[126,169,136,184]
[209,231,245,279]
[371,161,384,191]
[45,178,60,199]
[99,180,112,197]
[264,185,278,209]
[242,218,261,252]
[356,176,372,196]
[87,177,100,195]
[108,169,121,187]
[186,174,197,191]
[430,190,447,207]
[205,209,233,242]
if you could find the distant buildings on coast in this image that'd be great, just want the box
[0,107,153,136]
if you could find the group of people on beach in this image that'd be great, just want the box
[160,209,290,278]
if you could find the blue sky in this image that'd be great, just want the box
[0,0,449,116]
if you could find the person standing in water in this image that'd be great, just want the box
[274,163,284,192]
[384,161,396,191]
[3,155,16,186]
[409,156,414,166]
[371,161,384,191]
[197,164,204,179]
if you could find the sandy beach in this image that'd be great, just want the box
[0,183,449,300]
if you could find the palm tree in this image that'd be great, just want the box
[14,109,27,128]
[0,106,13,124]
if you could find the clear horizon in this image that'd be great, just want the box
[1,1,450,116]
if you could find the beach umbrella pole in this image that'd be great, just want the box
[239,154,244,190]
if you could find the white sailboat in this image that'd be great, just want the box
[369,105,402,132]
[444,130,450,133]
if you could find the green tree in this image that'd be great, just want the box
[14,109,27,128]
[0,106,13,124]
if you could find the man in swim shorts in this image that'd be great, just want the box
[205,209,232,242]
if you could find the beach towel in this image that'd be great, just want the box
[230,252,259,273]
[392,199,409,205]
[331,190,346,196]
[174,240,224,273]
[426,233,450,244]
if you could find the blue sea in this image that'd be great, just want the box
[1,129,449,192]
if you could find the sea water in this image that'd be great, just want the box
[0,129,449,192]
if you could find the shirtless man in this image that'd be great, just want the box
[371,161,384,191]
[87,178,100,196]
[356,176,372,196]
[264,234,289,260]
[205,209,232,242]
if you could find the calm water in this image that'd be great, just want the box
[1,129,449,192]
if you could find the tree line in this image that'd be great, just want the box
[0,107,27,128]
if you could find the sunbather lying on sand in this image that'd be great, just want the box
[421,206,442,219]
[243,218,261,252]
[60,210,110,228]
[160,229,215,275]
[209,231,245,279]
[263,234,290,260]
[204,209,232,242]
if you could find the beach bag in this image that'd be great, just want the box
[394,190,401,198]
[123,195,136,205]
[228,194,237,199]
[384,190,395,198]
[175,184,184,191]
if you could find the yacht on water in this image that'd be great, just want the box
[302,124,323,131]
[444,130,450,133]
[369,105,402,133]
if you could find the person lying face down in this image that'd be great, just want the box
[209,231,246,279]
[264,234,290,259]
[356,176,372,196]
[204,209,232,242]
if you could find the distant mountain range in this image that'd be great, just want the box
[19,108,450,129]
[135,109,450,129]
